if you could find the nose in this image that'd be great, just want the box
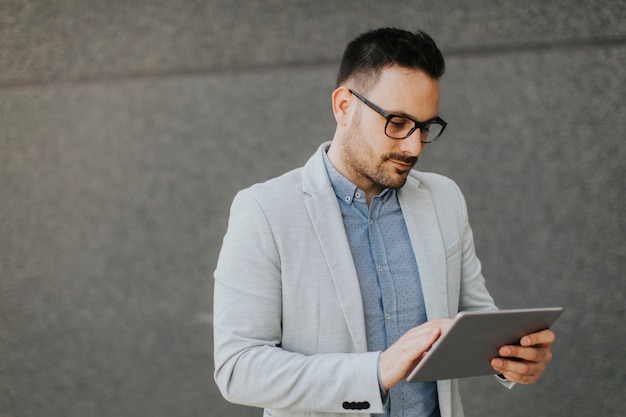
[399,128,425,156]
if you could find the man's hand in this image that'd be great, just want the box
[491,328,556,384]
[379,318,452,390]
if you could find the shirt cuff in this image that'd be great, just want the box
[377,353,390,404]
[494,373,516,389]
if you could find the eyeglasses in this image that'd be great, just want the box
[349,89,447,143]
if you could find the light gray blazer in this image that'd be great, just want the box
[214,143,497,417]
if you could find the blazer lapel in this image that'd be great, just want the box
[398,175,449,320]
[301,145,368,352]
[400,175,454,417]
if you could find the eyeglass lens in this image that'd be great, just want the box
[386,116,443,141]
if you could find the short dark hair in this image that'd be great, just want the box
[335,28,445,92]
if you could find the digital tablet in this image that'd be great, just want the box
[406,307,564,383]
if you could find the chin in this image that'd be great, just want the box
[385,175,409,190]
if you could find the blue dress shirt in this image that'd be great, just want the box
[323,149,440,417]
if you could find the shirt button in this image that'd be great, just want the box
[369,219,373,225]
[355,192,361,198]
[345,196,351,202]
[377,265,383,272]
[385,313,391,320]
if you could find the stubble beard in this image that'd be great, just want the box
[341,113,417,190]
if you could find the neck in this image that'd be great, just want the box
[326,142,384,206]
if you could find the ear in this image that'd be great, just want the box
[331,86,353,127]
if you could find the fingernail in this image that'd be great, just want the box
[493,359,503,368]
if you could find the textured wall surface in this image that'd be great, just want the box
[1,1,624,416]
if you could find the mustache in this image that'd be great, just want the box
[384,153,419,164]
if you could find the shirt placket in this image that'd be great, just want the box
[368,196,399,348]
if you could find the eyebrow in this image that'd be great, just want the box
[391,110,440,124]
[376,99,439,123]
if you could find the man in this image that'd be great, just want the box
[213,28,555,417]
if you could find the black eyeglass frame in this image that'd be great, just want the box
[349,89,447,143]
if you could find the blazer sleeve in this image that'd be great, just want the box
[213,190,385,413]
[451,181,517,389]
[452,180,499,312]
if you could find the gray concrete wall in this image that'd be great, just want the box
[1,1,624,416]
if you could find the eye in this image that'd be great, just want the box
[386,116,416,139]
[388,117,412,129]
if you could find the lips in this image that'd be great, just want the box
[387,155,417,171]
[389,160,412,171]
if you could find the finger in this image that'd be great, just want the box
[495,368,538,385]
[405,326,442,353]
[435,318,454,334]
[491,358,543,384]
[499,345,552,363]
[520,329,556,347]
[492,358,532,376]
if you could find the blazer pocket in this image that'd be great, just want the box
[444,239,460,259]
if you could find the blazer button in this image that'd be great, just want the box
[342,401,370,410]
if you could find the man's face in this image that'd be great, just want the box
[339,66,440,196]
